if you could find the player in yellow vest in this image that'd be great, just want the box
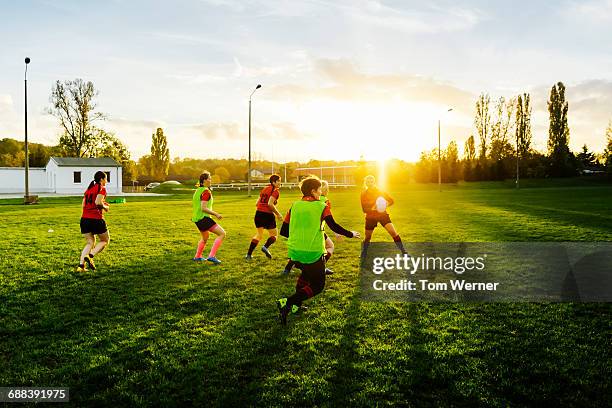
[276,176,360,325]
[191,171,225,264]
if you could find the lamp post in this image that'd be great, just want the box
[248,84,262,197]
[438,108,453,192]
[24,57,31,204]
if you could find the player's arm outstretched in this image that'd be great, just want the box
[324,212,360,239]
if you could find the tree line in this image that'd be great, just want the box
[2,78,611,185]
[415,82,612,183]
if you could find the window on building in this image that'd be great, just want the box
[105,171,111,183]
[73,171,81,183]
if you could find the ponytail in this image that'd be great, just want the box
[86,171,107,192]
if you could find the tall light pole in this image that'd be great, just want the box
[438,108,453,192]
[24,57,31,204]
[248,84,261,197]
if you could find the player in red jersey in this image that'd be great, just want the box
[245,174,282,259]
[77,171,110,272]
[360,175,407,259]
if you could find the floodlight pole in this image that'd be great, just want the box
[24,57,31,204]
[438,119,441,192]
[248,84,262,197]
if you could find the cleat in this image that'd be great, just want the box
[291,305,308,315]
[76,265,86,273]
[192,257,205,261]
[245,254,253,260]
[84,255,96,270]
[261,246,272,259]
[276,298,289,325]
[280,269,290,276]
[325,268,334,275]
[206,256,222,264]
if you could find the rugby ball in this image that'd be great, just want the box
[375,196,387,213]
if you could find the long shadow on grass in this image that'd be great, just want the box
[1,252,293,406]
[324,291,485,406]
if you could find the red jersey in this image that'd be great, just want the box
[82,184,107,219]
[360,187,394,216]
[256,185,280,213]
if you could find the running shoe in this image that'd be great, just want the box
[261,246,272,259]
[84,255,96,270]
[206,256,222,264]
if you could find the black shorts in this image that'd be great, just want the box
[195,217,217,232]
[80,217,107,235]
[254,210,276,229]
[365,213,392,230]
[294,256,326,298]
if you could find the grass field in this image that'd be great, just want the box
[1,183,611,406]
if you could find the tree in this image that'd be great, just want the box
[445,141,460,183]
[214,166,231,183]
[576,144,597,171]
[150,128,170,180]
[48,79,106,157]
[474,93,492,160]
[515,93,532,158]
[97,133,136,183]
[463,135,476,181]
[604,121,612,177]
[490,96,515,161]
[547,82,574,177]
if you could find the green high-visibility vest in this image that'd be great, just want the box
[288,199,326,264]
[192,186,213,222]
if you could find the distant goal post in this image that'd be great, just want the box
[294,165,357,187]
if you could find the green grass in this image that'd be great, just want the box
[1,184,611,407]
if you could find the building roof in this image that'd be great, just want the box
[50,157,122,167]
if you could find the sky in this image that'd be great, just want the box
[1,0,612,163]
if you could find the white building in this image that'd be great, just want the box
[0,157,122,194]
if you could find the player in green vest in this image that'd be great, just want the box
[191,171,225,264]
[276,176,360,325]
[281,179,336,275]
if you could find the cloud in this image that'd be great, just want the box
[340,1,484,34]
[199,0,484,33]
[565,0,612,23]
[0,94,13,114]
[267,58,474,112]
[105,118,165,157]
[189,120,309,141]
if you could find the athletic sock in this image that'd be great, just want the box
[195,239,207,258]
[208,238,223,258]
[78,263,84,268]
[393,235,406,253]
[247,239,259,256]
[325,251,332,262]
[88,254,94,258]
[284,259,295,272]
[264,236,277,248]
